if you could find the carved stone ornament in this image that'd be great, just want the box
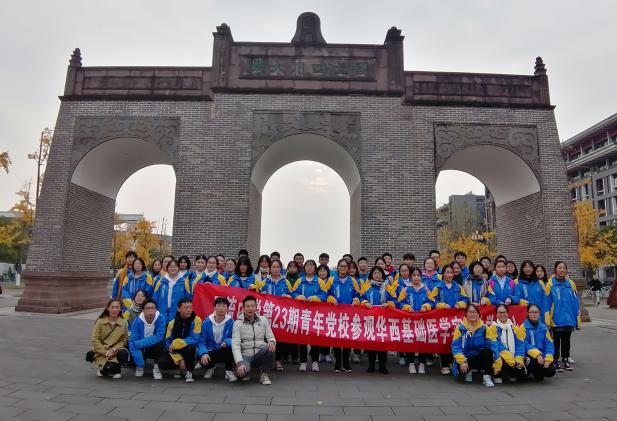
[252,111,361,166]
[434,123,540,177]
[71,116,180,169]
[291,12,327,45]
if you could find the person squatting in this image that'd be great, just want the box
[90,250,581,387]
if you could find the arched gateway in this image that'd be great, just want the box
[17,12,580,313]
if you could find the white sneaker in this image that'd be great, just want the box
[464,372,473,382]
[135,367,144,377]
[241,375,251,381]
[260,373,271,385]
[493,376,503,384]
[418,363,426,374]
[96,369,103,377]
[112,373,122,379]
[194,362,202,370]
[299,363,307,372]
[185,371,194,383]
[311,361,320,372]
[482,374,495,387]
[408,363,417,374]
[325,354,333,363]
[203,368,215,379]
[567,357,575,364]
[353,353,361,363]
[426,357,434,366]
[399,356,406,366]
[225,370,238,382]
[152,364,163,380]
[441,367,451,375]
[173,370,182,379]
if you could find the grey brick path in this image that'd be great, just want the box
[0,306,616,421]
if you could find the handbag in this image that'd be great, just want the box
[86,322,118,362]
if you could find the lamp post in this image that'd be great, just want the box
[470,230,484,260]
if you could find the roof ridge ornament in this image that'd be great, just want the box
[69,48,82,67]
[291,12,326,46]
[534,56,547,76]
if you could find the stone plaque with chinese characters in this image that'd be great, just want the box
[240,56,376,81]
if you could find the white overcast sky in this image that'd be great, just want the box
[1,1,615,262]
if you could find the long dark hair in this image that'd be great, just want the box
[98,299,122,320]
[519,260,535,280]
[150,259,162,277]
[534,264,548,283]
[255,255,271,274]
[235,255,253,276]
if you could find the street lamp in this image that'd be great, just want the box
[470,230,485,260]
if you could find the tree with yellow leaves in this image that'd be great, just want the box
[111,216,166,269]
[438,227,497,265]
[0,185,35,267]
[573,201,617,281]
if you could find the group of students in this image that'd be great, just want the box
[90,249,581,387]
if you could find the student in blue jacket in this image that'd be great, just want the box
[487,260,520,305]
[519,303,556,381]
[422,257,441,291]
[185,255,227,300]
[360,266,395,374]
[545,261,581,372]
[121,258,154,312]
[158,298,202,383]
[357,257,370,282]
[291,260,325,372]
[451,304,499,387]
[153,259,190,322]
[178,255,192,281]
[111,250,136,299]
[128,299,165,380]
[222,258,236,283]
[152,255,174,288]
[397,266,435,374]
[227,256,260,290]
[198,297,236,382]
[261,259,292,371]
[454,251,469,279]
[324,258,359,373]
[516,260,546,313]
[492,304,526,384]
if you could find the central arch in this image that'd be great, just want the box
[248,133,362,258]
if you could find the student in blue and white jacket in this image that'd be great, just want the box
[227,256,261,291]
[121,258,154,312]
[323,258,360,373]
[185,255,227,300]
[128,299,165,380]
[515,260,547,314]
[198,297,236,382]
[545,261,581,372]
[491,304,526,384]
[153,259,190,322]
[397,266,435,374]
[519,303,556,381]
[487,260,520,305]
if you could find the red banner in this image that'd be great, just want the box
[193,283,528,353]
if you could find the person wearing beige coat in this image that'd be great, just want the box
[90,299,129,378]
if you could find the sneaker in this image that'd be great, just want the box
[378,366,390,374]
[343,366,352,373]
[482,374,495,387]
[203,368,215,379]
[399,356,407,366]
[563,360,573,371]
[441,367,451,375]
[567,357,575,364]
[194,362,202,370]
[426,357,434,366]
[241,374,251,381]
[225,370,238,382]
[325,354,333,363]
[112,373,122,379]
[334,367,343,373]
[311,361,320,372]
[185,371,194,383]
[96,369,103,377]
[464,371,473,382]
[173,370,182,379]
[493,376,503,384]
[275,361,284,371]
[152,364,163,380]
[134,367,144,377]
[298,363,307,372]
[260,373,271,385]
[417,363,426,374]
[353,353,361,363]
[556,361,564,372]
[408,363,417,374]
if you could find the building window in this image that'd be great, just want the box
[571,188,578,202]
[570,152,581,161]
[596,178,605,196]
[582,169,591,178]
[583,146,593,155]
[582,184,591,200]
[611,197,617,215]
[598,199,606,210]
[600,221,607,227]
[598,160,608,172]
[610,156,617,167]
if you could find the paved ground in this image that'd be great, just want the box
[0,301,616,421]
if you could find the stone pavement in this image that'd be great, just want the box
[0,305,616,421]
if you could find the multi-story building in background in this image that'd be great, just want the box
[437,192,487,237]
[562,113,617,280]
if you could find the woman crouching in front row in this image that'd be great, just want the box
[451,303,499,387]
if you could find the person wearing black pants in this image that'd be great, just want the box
[552,327,573,368]
[100,349,130,376]
[367,350,388,374]
[159,344,197,371]
[203,348,234,370]
[333,347,351,372]
[527,357,556,381]
[160,299,202,382]
[299,345,321,371]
